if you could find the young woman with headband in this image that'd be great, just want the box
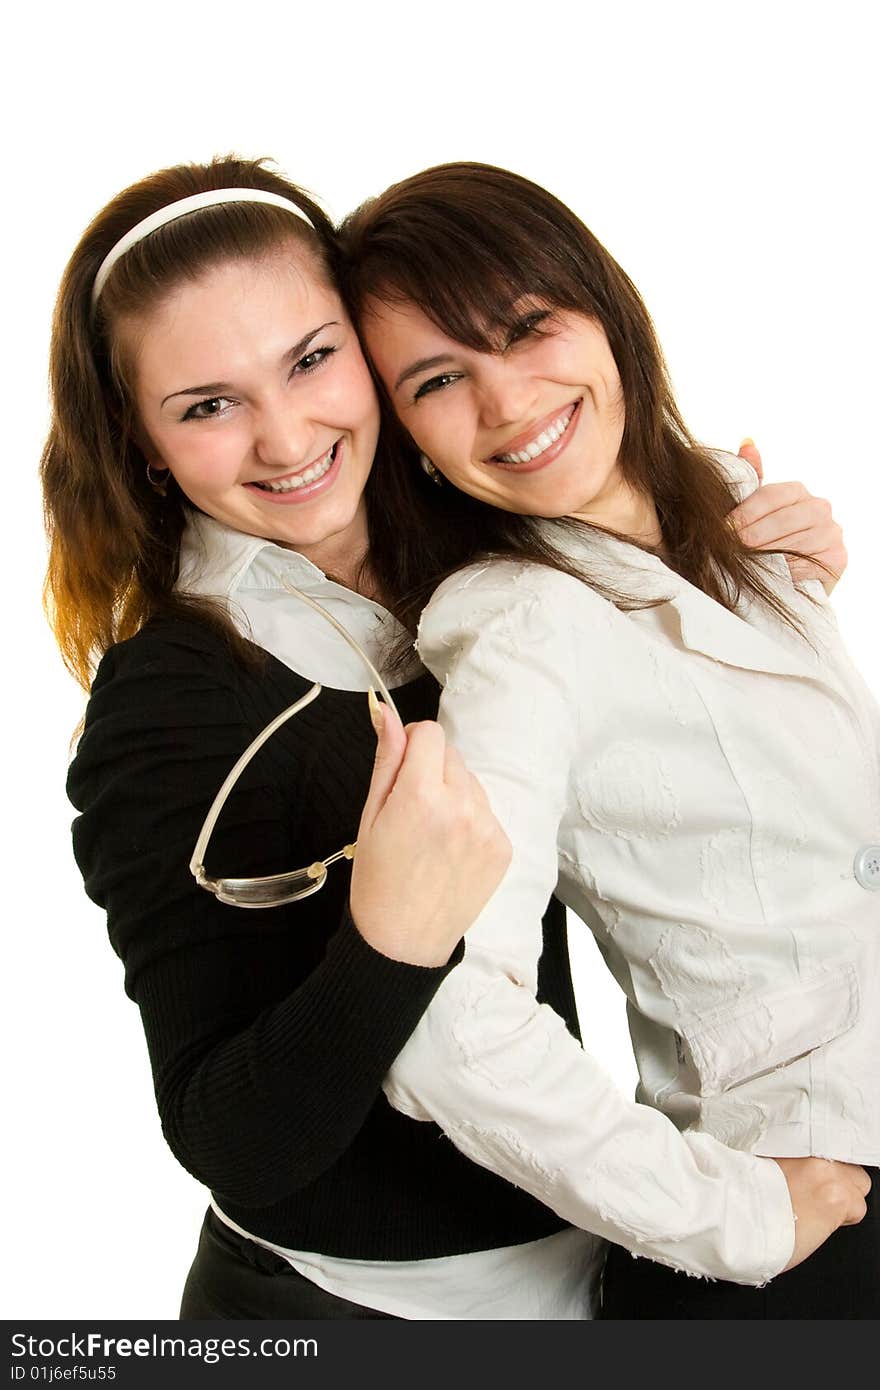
[44,156,860,1320]
[336,161,878,1318]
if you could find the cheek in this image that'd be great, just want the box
[408,401,470,467]
[332,355,381,431]
[157,428,244,489]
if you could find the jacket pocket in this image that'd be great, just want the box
[679,964,859,1097]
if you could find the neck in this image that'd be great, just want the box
[570,479,663,549]
[283,505,377,595]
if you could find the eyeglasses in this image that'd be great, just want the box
[189,578,400,909]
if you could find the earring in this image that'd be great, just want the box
[420,453,444,487]
[146,462,170,497]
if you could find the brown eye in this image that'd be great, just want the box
[295,346,337,374]
[506,311,551,347]
[183,396,234,422]
[413,372,462,402]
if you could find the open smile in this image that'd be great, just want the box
[486,399,581,472]
[246,439,343,503]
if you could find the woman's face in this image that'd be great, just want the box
[124,245,381,575]
[362,298,635,531]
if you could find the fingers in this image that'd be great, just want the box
[733,490,836,550]
[824,1160,870,1226]
[730,482,845,590]
[407,731,507,859]
[729,461,844,590]
[737,437,763,481]
[849,1163,873,1199]
[362,717,505,876]
[840,1192,869,1225]
[394,720,449,791]
[442,741,474,790]
[766,525,841,557]
[407,732,494,825]
[731,482,811,536]
[746,521,840,559]
[734,481,811,519]
[358,694,408,832]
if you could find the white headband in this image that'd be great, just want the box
[91,187,314,311]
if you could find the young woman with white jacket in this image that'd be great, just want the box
[339,161,878,1318]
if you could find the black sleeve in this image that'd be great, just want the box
[68,626,462,1209]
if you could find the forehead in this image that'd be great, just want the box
[361,297,456,368]
[124,249,342,391]
[362,296,440,339]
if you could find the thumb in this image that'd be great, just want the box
[358,690,408,831]
[738,437,764,482]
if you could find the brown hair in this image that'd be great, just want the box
[337,161,817,642]
[41,155,414,689]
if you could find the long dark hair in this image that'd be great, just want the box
[40,155,421,689]
[337,161,814,643]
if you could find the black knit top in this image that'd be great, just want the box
[68,618,582,1259]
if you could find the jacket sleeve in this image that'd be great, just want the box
[68,628,461,1209]
[384,563,796,1285]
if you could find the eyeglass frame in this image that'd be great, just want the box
[189,578,400,909]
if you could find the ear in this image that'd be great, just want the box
[130,421,165,471]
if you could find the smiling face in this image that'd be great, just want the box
[363,297,658,540]
[121,245,381,579]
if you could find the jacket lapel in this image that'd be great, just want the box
[568,527,849,698]
[666,580,824,681]
[630,562,861,724]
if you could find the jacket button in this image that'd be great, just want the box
[853,844,880,890]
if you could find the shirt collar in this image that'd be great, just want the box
[539,518,675,599]
[177,511,341,600]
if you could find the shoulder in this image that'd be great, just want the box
[92,616,245,685]
[416,559,606,684]
[71,618,308,806]
[80,620,249,749]
[424,558,600,625]
[88,615,313,710]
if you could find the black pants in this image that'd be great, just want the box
[599,1167,879,1319]
[179,1208,400,1320]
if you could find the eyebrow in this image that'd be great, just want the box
[394,354,457,392]
[160,322,340,407]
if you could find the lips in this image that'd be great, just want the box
[244,438,345,504]
[486,399,581,472]
[248,440,339,493]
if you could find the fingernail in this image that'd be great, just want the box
[367,686,384,736]
[739,436,755,449]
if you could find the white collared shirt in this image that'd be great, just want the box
[178,511,421,690]
[177,510,601,1320]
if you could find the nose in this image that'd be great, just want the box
[476,359,539,430]
[253,398,316,471]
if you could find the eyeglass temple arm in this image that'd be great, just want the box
[191,583,402,892]
[190,684,323,887]
[280,578,400,717]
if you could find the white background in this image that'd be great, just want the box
[5,0,878,1319]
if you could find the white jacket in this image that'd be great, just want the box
[383,456,879,1286]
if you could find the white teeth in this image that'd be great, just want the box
[253,445,336,492]
[496,405,576,464]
